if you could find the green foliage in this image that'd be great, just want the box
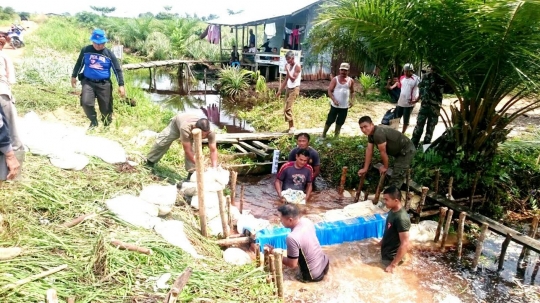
[217,66,253,99]
[23,17,88,53]
[89,6,116,16]
[75,11,102,27]
[358,73,376,97]
[142,31,172,60]
[0,6,16,20]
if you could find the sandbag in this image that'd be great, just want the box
[281,188,306,204]
[139,184,177,216]
[223,247,252,266]
[105,194,161,229]
[154,220,202,259]
[189,167,230,192]
[130,130,158,147]
[49,153,89,171]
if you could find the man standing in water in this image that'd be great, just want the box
[288,133,320,180]
[265,204,330,282]
[276,51,301,133]
[275,149,313,201]
[379,186,411,273]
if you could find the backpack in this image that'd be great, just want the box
[381,108,396,125]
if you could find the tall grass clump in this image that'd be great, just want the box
[359,73,376,97]
[24,17,88,53]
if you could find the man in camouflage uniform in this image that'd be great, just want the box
[411,66,446,148]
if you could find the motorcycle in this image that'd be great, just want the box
[7,25,25,49]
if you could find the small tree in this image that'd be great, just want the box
[90,6,116,16]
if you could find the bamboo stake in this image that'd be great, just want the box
[457,212,467,260]
[354,172,366,202]
[254,244,261,267]
[498,233,513,272]
[62,213,97,228]
[240,184,245,214]
[434,207,448,242]
[67,297,75,303]
[405,168,411,206]
[338,166,348,195]
[519,215,539,260]
[3,264,68,290]
[163,267,193,303]
[415,186,429,217]
[440,209,454,251]
[192,128,207,237]
[226,195,232,229]
[373,172,386,204]
[264,247,270,271]
[259,248,264,270]
[273,250,284,299]
[46,289,58,303]
[110,240,152,255]
[217,190,229,239]
[448,177,454,200]
[363,188,369,202]
[434,168,440,194]
[469,171,481,210]
[230,170,238,205]
[472,223,489,272]
[215,237,251,247]
[269,254,276,285]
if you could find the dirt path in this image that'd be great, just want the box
[1,20,38,63]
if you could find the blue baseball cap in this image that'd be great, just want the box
[90,28,108,44]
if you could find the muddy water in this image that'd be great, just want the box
[237,174,540,302]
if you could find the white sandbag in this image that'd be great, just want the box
[236,214,270,234]
[323,209,349,222]
[230,205,241,224]
[189,167,230,192]
[105,194,160,229]
[281,188,306,204]
[154,220,202,259]
[223,247,252,266]
[409,221,437,242]
[49,153,89,170]
[139,184,177,215]
[180,181,198,197]
[130,130,158,147]
[343,201,377,218]
[190,192,220,210]
[343,190,352,198]
[208,216,227,236]
[75,135,126,164]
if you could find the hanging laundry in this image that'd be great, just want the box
[207,25,220,44]
[284,26,305,49]
[265,23,276,38]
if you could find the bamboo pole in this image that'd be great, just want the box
[338,166,348,195]
[2,264,68,290]
[215,237,251,247]
[230,170,238,205]
[354,172,366,202]
[192,128,207,237]
[62,213,97,228]
[440,209,454,250]
[498,233,513,272]
[67,297,75,303]
[373,172,386,204]
[519,215,539,260]
[240,184,245,214]
[448,177,454,200]
[457,212,467,260]
[46,289,58,303]
[273,250,284,299]
[163,267,193,303]
[434,207,448,242]
[264,247,270,271]
[472,223,489,272]
[110,240,152,255]
[469,171,481,210]
[415,186,429,217]
[217,190,229,239]
[259,248,264,270]
[226,195,232,229]
[269,254,276,284]
[434,168,440,194]
[254,244,261,267]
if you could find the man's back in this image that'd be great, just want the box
[368,125,412,157]
[287,217,329,280]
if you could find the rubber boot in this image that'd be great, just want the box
[334,124,343,137]
[83,105,99,129]
[322,124,331,138]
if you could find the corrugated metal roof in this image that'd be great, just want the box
[207,0,322,26]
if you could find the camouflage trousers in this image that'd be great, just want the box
[412,104,440,147]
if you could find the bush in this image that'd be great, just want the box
[359,72,376,96]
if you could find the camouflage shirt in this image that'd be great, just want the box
[419,72,445,107]
[368,125,413,157]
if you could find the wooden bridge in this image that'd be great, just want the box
[122,59,226,71]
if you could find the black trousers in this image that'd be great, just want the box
[80,79,113,125]
[325,106,348,126]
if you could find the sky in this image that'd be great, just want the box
[8,0,256,18]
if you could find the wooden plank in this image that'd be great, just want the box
[409,180,540,253]
[238,142,268,157]
[232,143,248,154]
[251,140,272,151]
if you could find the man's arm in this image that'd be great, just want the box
[274,178,283,198]
[312,165,320,180]
[305,182,312,201]
[182,141,196,164]
[208,142,218,168]
[276,65,290,96]
[283,256,299,268]
[108,49,126,98]
[386,231,410,273]
[71,47,85,88]
[358,143,374,176]
[289,64,301,83]
[377,142,389,175]
[327,77,338,105]
[349,78,355,107]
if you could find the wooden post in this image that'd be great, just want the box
[469,171,481,210]
[434,207,448,242]
[273,250,284,299]
[448,177,454,200]
[254,243,261,267]
[338,166,348,195]
[218,25,223,61]
[519,215,539,260]
[264,247,270,271]
[192,128,207,237]
[259,249,264,270]
[46,289,58,303]
[240,184,245,214]
[269,254,276,286]
[471,223,489,272]
[363,188,369,202]
[226,195,232,229]
[434,168,440,194]
[67,297,75,303]
[217,190,229,239]
[110,240,152,255]
[148,68,153,90]
[498,233,513,272]
[440,209,454,251]
[373,172,386,204]
[415,186,429,216]
[215,237,251,247]
[230,170,238,205]
[355,173,366,202]
[405,168,411,206]
[163,267,193,303]
[457,212,467,260]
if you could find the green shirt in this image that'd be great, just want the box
[368,125,412,157]
[381,207,411,261]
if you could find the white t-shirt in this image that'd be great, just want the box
[329,76,352,109]
[397,74,420,107]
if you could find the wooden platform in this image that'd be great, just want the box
[123,60,227,71]
[409,180,540,253]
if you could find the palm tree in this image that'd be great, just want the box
[313,0,540,173]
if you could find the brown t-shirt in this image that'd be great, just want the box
[175,113,216,144]
[286,218,329,281]
[368,125,412,157]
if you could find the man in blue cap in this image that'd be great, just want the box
[71,28,125,128]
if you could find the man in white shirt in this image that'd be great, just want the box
[395,63,420,133]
